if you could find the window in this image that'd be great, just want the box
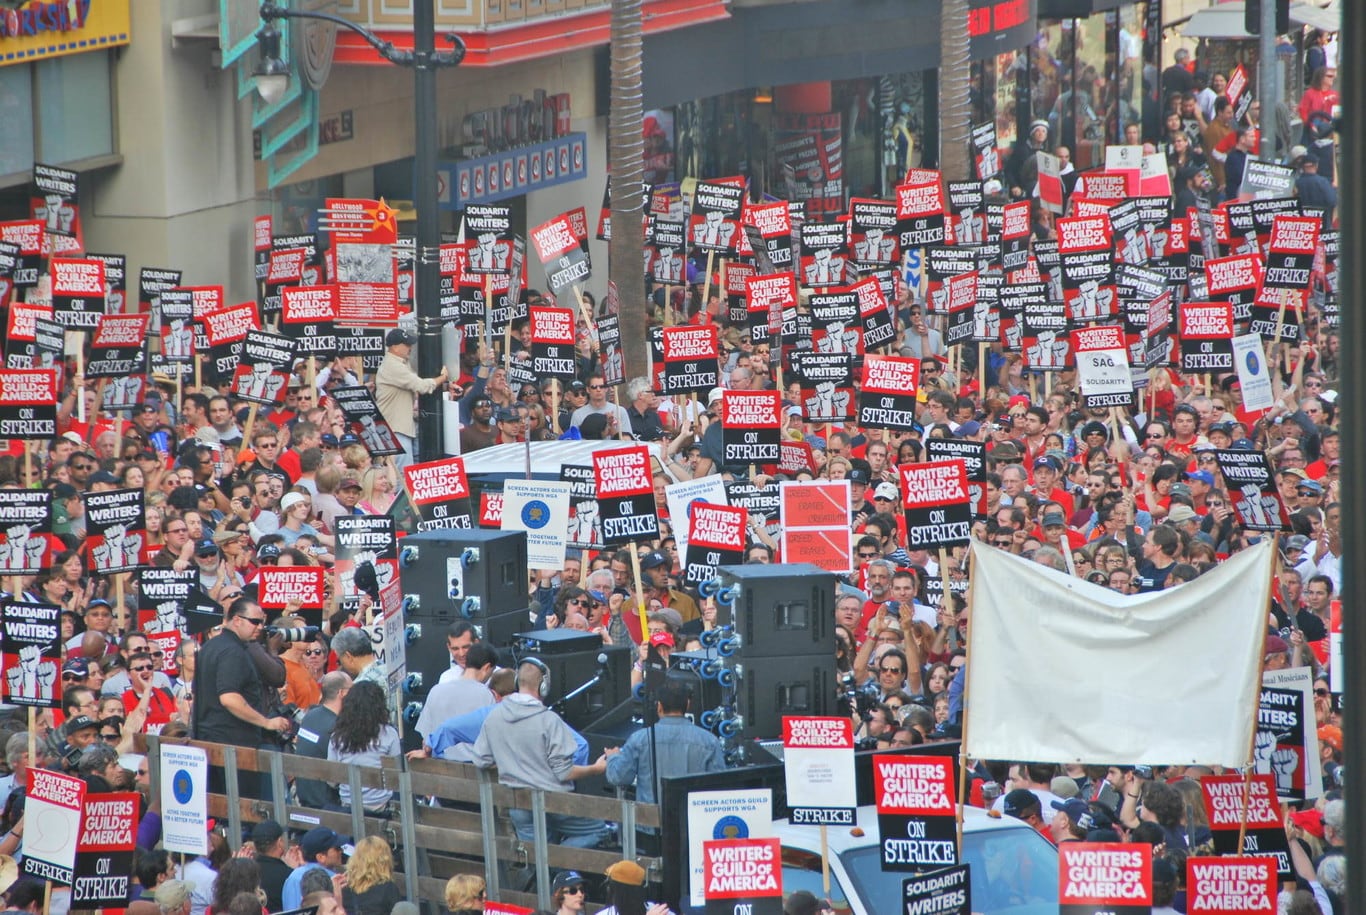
[0,50,115,185]
[0,66,35,178]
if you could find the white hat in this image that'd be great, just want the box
[708,387,724,405]
[280,492,308,513]
[873,482,900,501]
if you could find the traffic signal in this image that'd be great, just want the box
[1245,0,1290,36]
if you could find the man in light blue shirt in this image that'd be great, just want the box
[281,827,351,910]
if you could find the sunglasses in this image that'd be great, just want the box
[305,648,325,657]
[101,733,119,742]
[563,887,585,895]
[240,616,267,627]
[880,667,905,675]
[131,665,153,673]
[1315,688,1332,697]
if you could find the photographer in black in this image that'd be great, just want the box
[192,598,292,794]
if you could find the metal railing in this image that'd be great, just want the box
[146,737,662,912]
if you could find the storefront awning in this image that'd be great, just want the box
[1182,1,1339,38]
[332,0,730,67]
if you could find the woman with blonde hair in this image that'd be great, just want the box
[357,466,397,516]
[340,836,400,915]
[443,874,485,915]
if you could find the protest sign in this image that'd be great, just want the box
[1212,450,1289,533]
[0,490,53,574]
[281,285,338,358]
[741,199,795,273]
[903,865,972,915]
[666,475,729,558]
[874,754,958,870]
[1199,774,1290,876]
[501,480,571,568]
[32,163,82,254]
[701,838,783,915]
[529,306,578,381]
[21,769,85,884]
[531,213,590,296]
[559,463,601,549]
[335,515,398,609]
[896,179,947,249]
[721,390,781,466]
[1186,856,1276,915]
[258,567,327,617]
[1205,253,1263,324]
[72,792,139,907]
[51,257,106,329]
[1058,843,1151,915]
[745,273,797,345]
[137,568,196,635]
[593,446,659,545]
[84,488,145,575]
[799,220,849,287]
[661,325,720,396]
[779,481,852,572]
[925,440,987,519]
[900,462,972,550]
[87,313,150,379]
[160,744,208,855]
[2,601,61,708]
[683,503,748,587]
[782,716,856,826]
[1259,666,1321,801]
[323,198,399,327]
[463,204,514,274]
[1058,215,1116,324]
[1231,334,1274,412]
[230,329,296,406]
[1073,324,1133,409]
[849,198,899,267]
[1179,302,1235,373]
[331,385,404,457]
[687,788,772,906]
[404,457,474,531]
[857,357,920,430]
[201,302,260,385]
[690,179,745,254]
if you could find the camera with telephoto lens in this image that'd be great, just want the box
[265,625,320,643]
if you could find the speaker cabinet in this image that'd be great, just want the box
[397,529,529,626]
[714,563,835,658]
[537,642,633,731]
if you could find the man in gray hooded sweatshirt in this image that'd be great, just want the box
[472,658,617,847]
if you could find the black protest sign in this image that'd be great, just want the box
[263,246,308,319]
[531,213,589,296]
[404,458,474,531]
[438,243,464,325]
[724,261,756,324]
[650,215,688,285]
[809,290,862,355]
[31,163,80,254]
[896,179,947,249]
[684,503,748,587]
[903,865,972,915]
[230,330,297,406]
[84,488,146,575]
[334,327,386,373]
[793,351,854,423]
[157,289,196,364]
[858,357,920,431]
[1318,230,1340,328]
[971,121,999,180]
[900,461,972,550]
[201,302,260,386]
[5,305,63,370]
[1199,775,1292,877]
[0,490,54,574]
[972,271,1003,343]
[87,253,126,313]
[925,439,987,518]
[925,246,978,314]
[690,179,745,254]
[0,241,18,308]
[1205,253,1262,325]
[1144,291,1173,370]
[946,180,986,245]
[2,602,61,709]
[72,792,139,907]
[799,220,849,287]
[529,306,578,380]
[849,198,899,267]
[137,568,197,637]
[598,314,625,387]
[0,220,43,290]
[331,386,403,457]
[721,391,782,466]
[463,204,514,274]
[661,325,720,396]
[281,285,339,358]
[1021,294,1069,372]
[1058,215,1116,324]
[183,587,225,636]
[1000,200,1031,273]
[336,515,398,601]
[1257,680,1310,801]
[874,754,958,870]
[1212,449,1289,532]
[560,464,602,549]
[138,267,182,318]
[87,314,150,379]
[1252,215,1318,342]
[944,271,977,348]
[1178,303,1235,373]
[1110,199,1148,266]
[853,277,896,351]
[746,274,797,347]
[507,353,536,389]
[0,369,59,439]
[725,480,781,532]
[50,258,107,330]
[593,446,659,545]
[741,200,795,273]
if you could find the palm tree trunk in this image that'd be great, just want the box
[608,0,648,381]
[939,0,972,182]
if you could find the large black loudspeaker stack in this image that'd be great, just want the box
[396,529,531,696]
[511,629,633,731]
[682,563,836,742]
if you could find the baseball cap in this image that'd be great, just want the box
[990,441,1021,461]
[1186,470,1215,486]
[1051,797,1090,824]
[649,631,675,648]
[137,402,158,414]
[1282,467,1310,481]
[1168,482,1193,498]
[1297,479,1324,494]
[300,827,352,860]
[495,408,520,423]
[1289,144,1309,162]
[1167,504,1198,524]
[640,550,670,570]
[1002,788,1040,819]
[567,380,588,393]
[1285,534,1310,552]
[873,482,899,501]
[62,658,90,678]
[195,539,218,557]
[89,470,119,485]
[338,476,362,490]
[385,328,416,347]
[1264,635,1290,657]
[65,715,98,735]
[339,433,362,447]
[1041,511,1066,528]
[552,871,585,894]
[1050,776,1079,799]
[1231,438,1257,450]
[1033,455,1062,472]
[257,543,282,561]
[604,860,647,886]
[1209,421,1235,436]
[251,820,285,846]
[956,420,981,437]
[848,468,870,484]
[320,433,339,447]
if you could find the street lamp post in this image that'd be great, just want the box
[254,1,464,462]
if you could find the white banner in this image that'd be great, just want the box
[500,480,572,569]
[1232,333,1275,412]
[159,745,208,855]
[965,540,1272,767]
[687,789,772,906]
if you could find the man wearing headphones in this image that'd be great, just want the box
[472,658,617,848]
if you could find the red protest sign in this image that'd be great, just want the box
[1059,843,1152,915]
[900,461,972,550]
[24,768,85,885]
[404,457,474,530]
[257,567,327,610]
[683,502,748,586]
[1199,775,1290,873]
[661,325,720,396]
[873,754,957,869]
[1179,302,1235,373]
[0,369,60,438]
[722,390,781,467]
[1186,857,1276,915]
[594,445,659,545]
[145,632,181,678]
[702,837,782,903]
[779,481,852,572]
[479,490,503,528]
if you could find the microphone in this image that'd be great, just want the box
[596,652,610,678]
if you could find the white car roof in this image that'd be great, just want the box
[771,805,1027,855]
